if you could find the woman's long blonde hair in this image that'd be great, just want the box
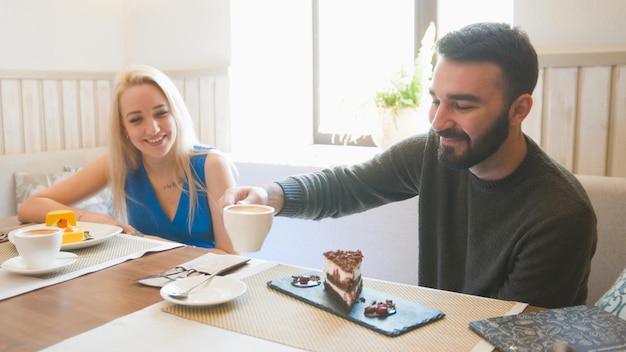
[109,64,202,226]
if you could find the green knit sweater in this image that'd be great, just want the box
[276,131,597,308]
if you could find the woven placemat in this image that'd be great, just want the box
[163,264,516,351]
[0,235,163,279]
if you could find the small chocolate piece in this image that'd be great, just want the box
[291,274,321,288]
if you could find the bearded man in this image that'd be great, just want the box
[220,22,597,309]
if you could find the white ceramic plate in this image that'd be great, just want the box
[160,275,247,306]
[8,222,122,250]
[1,252,78,275]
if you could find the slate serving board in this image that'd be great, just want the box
[267,271,445,337]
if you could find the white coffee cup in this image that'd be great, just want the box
[13,227,63,269]
[223,204,274,252]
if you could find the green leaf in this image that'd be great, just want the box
[374,21,436,113]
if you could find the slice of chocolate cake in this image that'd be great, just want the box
[323,249,363,311]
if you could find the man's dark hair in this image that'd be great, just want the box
[436,22,539,105]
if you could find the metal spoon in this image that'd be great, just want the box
[167,270,220,299]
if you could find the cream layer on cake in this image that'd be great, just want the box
[323,259,362,288]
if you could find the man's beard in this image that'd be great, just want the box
[437,109,510,170]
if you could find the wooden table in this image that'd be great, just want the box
[1,216,544,352]
[0,245,210,352]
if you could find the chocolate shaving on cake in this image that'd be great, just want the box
[322,250,363,272]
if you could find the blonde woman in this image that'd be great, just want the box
[18,65,236,253]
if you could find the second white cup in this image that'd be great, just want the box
[13,227,63,269]
[223,204,274,252]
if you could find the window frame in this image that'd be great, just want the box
[311,0,437,146]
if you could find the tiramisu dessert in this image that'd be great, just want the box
[323,249,363,311]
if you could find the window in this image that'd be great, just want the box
[229,0,512,152]
[314,0,435,146]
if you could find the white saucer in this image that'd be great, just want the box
[1,252,78,275]
[160,275,247,306]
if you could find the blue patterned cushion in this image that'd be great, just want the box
[596,267,626,320]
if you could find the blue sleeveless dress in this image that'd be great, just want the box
[125,147,215,248]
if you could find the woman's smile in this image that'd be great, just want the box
[145,134,166,145]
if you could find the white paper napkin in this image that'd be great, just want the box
[137,252,251,287]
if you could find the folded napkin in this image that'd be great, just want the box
[137,252,250,287]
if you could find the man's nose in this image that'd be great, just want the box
[429,104,453,132]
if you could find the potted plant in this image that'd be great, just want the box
[371,22,436,149]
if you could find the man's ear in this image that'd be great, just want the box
[508,94,533,127]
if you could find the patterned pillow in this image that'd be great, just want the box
[596,267,626,320]
[14,167,112,215]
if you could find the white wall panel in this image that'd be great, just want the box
[609,65,626,177]
[41,80,63,151]
[543,67,578,170]
[576,66,612,175]
[0,66,229,155]
[61,80,81,150]
[20,80,44,153]
[0,80,22,154]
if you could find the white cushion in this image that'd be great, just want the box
[14,167,112,215]
[596,267,626,320]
